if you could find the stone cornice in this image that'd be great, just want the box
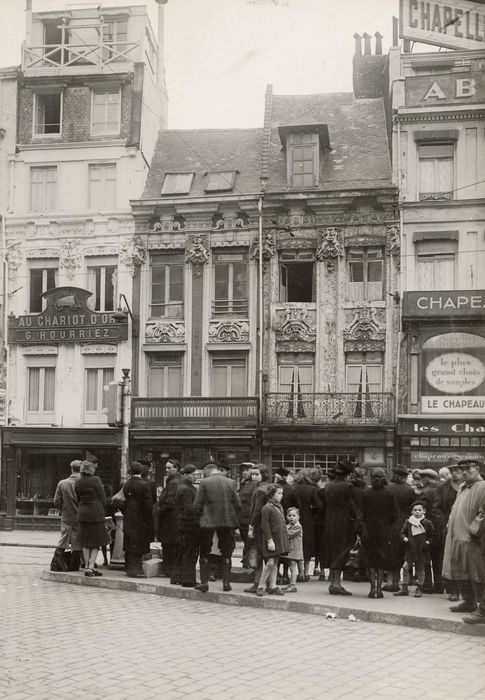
[396,109,485,123]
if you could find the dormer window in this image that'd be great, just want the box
[161,173,194,196]
[288,133,319,188]
[204,171,236,192]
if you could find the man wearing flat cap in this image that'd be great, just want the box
[443,459,485,621]
[175,465,199,587]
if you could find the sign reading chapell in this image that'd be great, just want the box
[8,287,128,344]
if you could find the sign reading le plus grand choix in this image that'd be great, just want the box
[8,287,128,344]
[400,0,485,50]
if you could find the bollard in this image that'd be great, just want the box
[108,510,125,569]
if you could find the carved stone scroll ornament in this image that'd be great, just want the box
[343,307,386,352]
[145,321,185,344]
[185,234,209,276]
[209,320,249,343]
[80,344,117,354]
[6,247,23,280]
[275,307,317,344]
[385,225,401,270]
[249,233,276,262]
[119,235,147,276]
[59,240,82,279]
[315,228,343,271]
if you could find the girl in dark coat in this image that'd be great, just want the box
[394,501,434,598]
[293,468,322,581]
[123,462,154,578]
[361,468,399,599]
[255,484,289,596]
[75,461,107,577]
[321,460,359,595]
[244,464,271,593]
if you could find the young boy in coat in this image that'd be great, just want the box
[394,500,434,598]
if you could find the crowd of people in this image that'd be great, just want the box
[51,456,485,625]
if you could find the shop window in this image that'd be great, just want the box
[84,358,114,423]
[212,353,247,397]
[87,261,117,311]
[288,133,319,188]
[345,352,383,420]
[278,353,314,418]
[272,453,358,480]
[347,246,383,301]
[34,92,62,135]
[418,143,454,201]
[213,250,248,315]
[150,253,184,318]
[161,173,194,195]
[88,163,116,209]
[29,264,57,313]
[415,238,457,291]
[91,88,121,135]
[147,353,183,398]
[279,250,315,302]
[27,358,56,424]
[30,166,57,212]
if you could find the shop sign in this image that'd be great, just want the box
[422,346,485,414]
[411,449,483,463]
[405,71,485,107]
[399,417,485,434]
[400,0,485,50]
[402,290,485,320]
[8,287,128,344]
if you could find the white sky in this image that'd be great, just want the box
[1,0,421,129]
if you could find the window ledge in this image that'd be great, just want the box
[341,301,386,309]
[142,343,187,352]
[207,343,250,351]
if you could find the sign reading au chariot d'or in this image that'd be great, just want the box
[400,0,485,50]
[8,287,128,344]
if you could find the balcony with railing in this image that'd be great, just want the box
[131,397,259,430]
[22,39,140,76]
[265,392,394,426]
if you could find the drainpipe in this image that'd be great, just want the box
[257,194,264,425]
[395,116,403,424]
[120,368,131,482]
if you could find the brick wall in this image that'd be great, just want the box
[18,82,133,144]
[352,55,386,100]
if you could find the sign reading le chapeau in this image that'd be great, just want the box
[8,287,128,344]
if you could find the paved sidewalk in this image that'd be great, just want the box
[0,530,58,547]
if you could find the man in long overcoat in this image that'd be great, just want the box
[176,465,199,587]
[157,459,183,580]
[193,462,241,592]
[443,459,485,617]
[383,465,415,591]
[123,462,154,578]
[52,459,82,569]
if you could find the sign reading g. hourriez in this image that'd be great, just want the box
[400,0,485,50]
[8,287,128,344]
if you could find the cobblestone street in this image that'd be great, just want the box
[1,545,485,700]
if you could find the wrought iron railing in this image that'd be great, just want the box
[22,40,139,73]
[265,392,394,425]
[132,397,259,428]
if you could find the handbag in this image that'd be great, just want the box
[112,486,126,509]
[247,543,259,569]
[345,536,361,569]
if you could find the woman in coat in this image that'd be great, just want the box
[384,465,416,591]
[123,462,154,578]
[293,468,322,581]
[320,459,359,595]
[75,460,107,577]
[157,459,182,580]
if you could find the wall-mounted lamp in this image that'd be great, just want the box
[112,293,139,337]
[387,291,401,304]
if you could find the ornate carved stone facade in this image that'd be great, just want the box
[21,345,58,355]
[249,233,276,261]
[208,320,250,343]
[315,228,343,271]
[119,235,147,275]
[59,240,82,279]
[80,344,118,354]
[274,307,317,352]
[343,307,386,352]
[145,321,185,344]
[385,225,401,269]
[185,234,209,276]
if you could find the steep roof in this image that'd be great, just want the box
[142,128,264,200]
[266,92,392,192]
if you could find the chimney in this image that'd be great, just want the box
[155,0,168,89]
[352,31,386,99]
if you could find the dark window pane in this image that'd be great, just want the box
[367,260,382,282]
[30,270,43,313]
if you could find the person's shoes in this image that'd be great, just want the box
[194,583,209,593]
[463,611,485,625]
[267,587,284,596]
[450,601,477,613]
[368,590,376,599]
[283,584,297,592]
[381,584,399,593]
[313,568,321,577]
[296,575,305,583]
[84,569,94,577]
[92,569,103,577]
[223,583,232,592]
[433,585,444,594]
[394,587,409,597]
[244,584,258,593]
[304,575,311,582]
[208,574,217,582]
[414,585,423,598]
[181,582,196,588]
[376,590,384,599]
[318,573,326,581]
[422,586,433,594]
[329,585,352,596]
[448,593,459,602]
[255,587,265,597]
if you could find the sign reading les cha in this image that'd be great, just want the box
[400,0,485,50]
[402,290,485,320]
[8,286,129,344]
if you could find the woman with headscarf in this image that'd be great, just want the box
[75,460,107,577]
[320,459,359,595]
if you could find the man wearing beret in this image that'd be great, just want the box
[193,462,241,593]
[175,465,199,588]
[443,459,485,621]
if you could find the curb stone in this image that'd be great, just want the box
[40,570,485,638]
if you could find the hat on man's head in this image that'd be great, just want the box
[420,468,438,480]
[393,464,409,477]
[275,466,291,477]
[335,459,355,475]
[458,458,484,468]
[181,464,197,475]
